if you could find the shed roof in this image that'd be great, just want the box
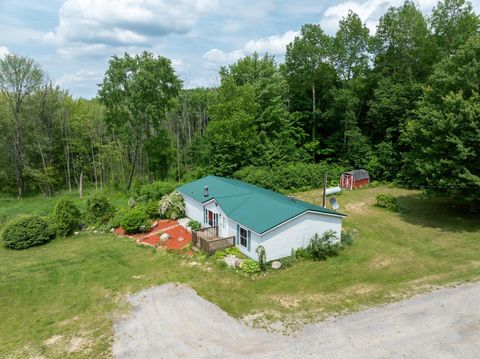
[344,169,369,181]
[177,176,344,234]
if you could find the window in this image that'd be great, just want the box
[239,227,248,248]
[204,208,217,227]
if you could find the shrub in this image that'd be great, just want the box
[256,245,267,271]
[2,215,56,249]
[297,231,341,261]
[137,201,161,220]
[86,194,115,224]
[233,162,345,193]
[158,191,185,220]
[121,207,151,234]
[240,259,261,274]
[188,220,201,231]
[214,246,242,260]
[375,193,399,212]
[52,197,81,236]
[134,181,178,202]
[340,229,358,247]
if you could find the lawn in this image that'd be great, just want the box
[1,186,480,357]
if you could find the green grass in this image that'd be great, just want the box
[0,190,128,227]
[1,186,480,357]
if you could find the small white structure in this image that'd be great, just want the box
[177,176,345,261]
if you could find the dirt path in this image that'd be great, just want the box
[113,282,480,358]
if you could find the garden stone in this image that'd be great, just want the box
[178,236,184,242]
[234,258,244,268]
[223,255,236,268]
[160,233,170,242]
[271,261,282,270]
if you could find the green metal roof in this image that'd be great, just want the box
[177,176,344,234]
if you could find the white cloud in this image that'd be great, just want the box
[203,30,299,69]
[57,69,103,88]
[320,0,439,34]
[0,46,10,58]
[46,0,218,57]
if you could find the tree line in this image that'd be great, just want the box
[0,0,478,206]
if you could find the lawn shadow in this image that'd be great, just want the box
[396,193,480,233]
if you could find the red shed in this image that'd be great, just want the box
[340,169,370,189]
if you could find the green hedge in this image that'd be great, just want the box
[119,207,151,234]
[233,162,345,193]
[52,197,81,236]
[86,194,115,224]
[2,215,56,250]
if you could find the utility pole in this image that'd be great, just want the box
[322,174,327,207]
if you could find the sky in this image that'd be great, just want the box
[0,0,478,98]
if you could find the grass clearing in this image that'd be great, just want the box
[1,185,479,357]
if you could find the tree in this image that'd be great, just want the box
[333,11,371,81]
[372,0,433,82]
[284,24,335,147]
[430,0,479,56]
[98,51,182,190]
[402,35,480,207]
[0,54,44,197]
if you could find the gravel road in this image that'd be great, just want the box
[113,282,480,358]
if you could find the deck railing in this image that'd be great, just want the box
[192,226,235,254]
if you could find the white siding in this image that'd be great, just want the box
[259,212,342,261]
[183,195,203,224]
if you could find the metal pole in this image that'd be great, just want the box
[322,174,327,207]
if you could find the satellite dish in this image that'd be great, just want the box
[329,197,336,206]
[332,202,340,210]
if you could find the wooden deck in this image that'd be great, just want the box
[191,226,235,254]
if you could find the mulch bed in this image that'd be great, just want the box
[115,219,191,251]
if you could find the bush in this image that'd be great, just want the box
[158,191,185,220]
[340,229,358,247]
[134,181,178,202]
[121,208,151,234]
[240,259,261,274]
[52,197,81,236]
[297,231,341,261]
[86,194,115,224]
[214,246,242,260]
[137,201,161,220]
[375,193,399,212]
[2,215,56,249]
[233,162,345,193]
[188,220,201,230]
[256,245,267,271]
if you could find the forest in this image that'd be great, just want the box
[0,0,478,207]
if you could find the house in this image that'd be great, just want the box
[177,176,345,261]
[340,169,370,190]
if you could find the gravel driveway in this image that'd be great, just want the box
[113,282,480,358]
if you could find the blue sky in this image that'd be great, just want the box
[0,0,477,98]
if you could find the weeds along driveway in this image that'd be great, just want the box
[113,282,480,359]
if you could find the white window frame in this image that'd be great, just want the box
[239,227,248,249]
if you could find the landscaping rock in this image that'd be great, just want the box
[234,258,244,268]
[177,236,184,242]
[160,233,170,242]
[151,221,158,228]
[271,261,282,270]
[223,255,236,268]
[74,231,79,235]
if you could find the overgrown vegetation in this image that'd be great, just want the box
[296,231,342,261]
[2,215,56,249]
